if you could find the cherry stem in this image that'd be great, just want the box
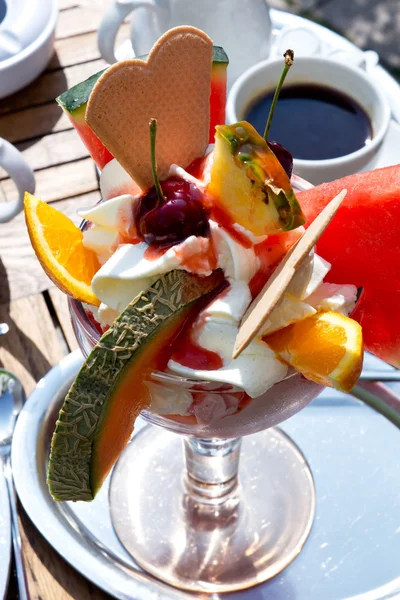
[149,118,164,206]
[263,49,294,142]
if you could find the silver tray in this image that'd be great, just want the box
[12,348,400,600]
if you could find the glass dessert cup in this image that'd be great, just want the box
[70,298,323,593]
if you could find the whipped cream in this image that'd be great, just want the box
[79,194,138,265]
[169,293,288,398]
[167,246,356,397]
[81,161,357,420]
[307,282,357,314]
[100,159,141,200]
[286,253,331,299]
[91,237,213,313]
[210,220,259,282]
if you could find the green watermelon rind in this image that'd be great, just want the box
[57,46,229,116]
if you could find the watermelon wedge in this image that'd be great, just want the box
[57,46,229,170]
[298,165,400,367]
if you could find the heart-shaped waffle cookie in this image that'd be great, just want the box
[86,26,213,190]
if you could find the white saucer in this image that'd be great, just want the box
[363,119,400,171]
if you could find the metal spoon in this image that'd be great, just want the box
[0,370,29,600]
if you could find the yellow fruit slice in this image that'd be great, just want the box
[207,123,304,235]
[264,311,363,393]
[24,193,100,306]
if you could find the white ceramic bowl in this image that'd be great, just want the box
[0,0,58,99]
[227,56,391,185]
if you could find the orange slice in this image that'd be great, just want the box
[264,311,363,392]
[24,193,100,306]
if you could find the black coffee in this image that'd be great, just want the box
[0,0,6,25]
[244,83,372,161]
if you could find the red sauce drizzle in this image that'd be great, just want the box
[236,393,252,412]
[144,245,170,260]
[171,309,223,371]
[85,309,103,335]
[186,156,208,180]
[173,237,217,273]
[144,237,217,271]
[118,232,141,245]
[210,204,252,249]
[249,239,278,298]
[171,338,223,370]
[249,230,303,298]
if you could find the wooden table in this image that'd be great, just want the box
[0,2,128,598]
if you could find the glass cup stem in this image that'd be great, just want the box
[183,437,242,504]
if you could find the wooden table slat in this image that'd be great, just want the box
[49,31,100,70]
[48,22,130,72]
[1,158,99,204]
[0,130,90,179]
[19,503,112,600]
[0,295,65,395]
[0,59,105,116]
[0,104,71,145]
[49,288,79,352]
[56,6,105,41]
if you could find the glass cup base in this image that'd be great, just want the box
[109,425,316,593]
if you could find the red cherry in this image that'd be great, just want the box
[267,140,293,179]
[136,177,209,247]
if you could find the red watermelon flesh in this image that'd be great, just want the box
[68,105,114,170]
[208,63,227,143]
[298,165,400,367]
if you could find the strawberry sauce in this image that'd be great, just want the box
[171,310,223,371]
[186,155,209,180]
[144,245,169,260]
[249,229,303,298]
[210,204,253,249]
[171,339,223,370]
[173,237,217,273]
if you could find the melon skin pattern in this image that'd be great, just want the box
[57,46,229,169]
[47,269,224,502]
[298,165,400,367]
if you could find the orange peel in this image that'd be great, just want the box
[24,193,100,306]
[265,311,363,393]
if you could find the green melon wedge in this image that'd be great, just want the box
[47,269,224,502]
[57,46,229,169]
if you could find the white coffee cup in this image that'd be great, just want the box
[227,56,391,184]
[0,138,35,223]
[97,0,273,89]
[0,0,58,99]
